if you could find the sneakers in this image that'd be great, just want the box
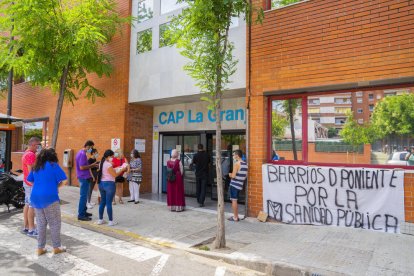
[96,219,105,225]
[87,203,94,209]
[108,221,118,226]
[21,228,29,234]
[27,229,38,237]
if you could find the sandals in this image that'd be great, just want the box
[53,247,67,255]
[37,248,47,256]
[227,217,239,222]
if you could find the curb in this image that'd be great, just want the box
[61,213,316,276]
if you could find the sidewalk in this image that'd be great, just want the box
[59,186,414,276]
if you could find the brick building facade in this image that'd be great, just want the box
[249,0,414,230]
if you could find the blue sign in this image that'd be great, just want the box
[158,109,245,125]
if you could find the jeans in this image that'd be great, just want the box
[196,176,207,205]
[78,178,91,218]
[99,181,116,221]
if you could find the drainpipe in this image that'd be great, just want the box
[244,0,253,219]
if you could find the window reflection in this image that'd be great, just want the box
[137,29,152,54]
[160,0,187,15]
[138,0,153,23]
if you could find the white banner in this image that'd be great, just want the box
[262,164,405,233]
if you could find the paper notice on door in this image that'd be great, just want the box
[176,145,182,154]
[232,145,239,151]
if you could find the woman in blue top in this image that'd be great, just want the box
[27,148,67,256]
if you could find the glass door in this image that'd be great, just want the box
[161,134,200,196]
[209,133,246,203]
[161,135,179,193]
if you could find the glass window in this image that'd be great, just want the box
[160,0,187,14]
[356,91,363,97]
[335,107,351,114]
[369,104,374,112]
[357,98,363,103]
[271,99,303,161]
[358,119,364,124]
[369,94,374,100]
[137,29,152,54]
[270,0,303,9]
[308,108,320,114]
[308,98,320,105]
[159,23,174,48]
[334,97,351,104]
[357,108,363,113]
[138,0,153,23]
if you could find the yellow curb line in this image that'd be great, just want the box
[61,214,176,249]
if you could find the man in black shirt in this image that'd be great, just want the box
[191,144,210,207]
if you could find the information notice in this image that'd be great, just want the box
[262,164,405,233]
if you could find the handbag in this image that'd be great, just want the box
[130,172,142,183]
[115,175,125,183]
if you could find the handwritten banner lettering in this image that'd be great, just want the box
[262,165,405,233]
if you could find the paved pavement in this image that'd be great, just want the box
[0,208,262,276]
[3,186,414,275]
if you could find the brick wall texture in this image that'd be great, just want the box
[0,0,155,193]
[249,0,414,217]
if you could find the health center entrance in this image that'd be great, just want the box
[160,132,246,203]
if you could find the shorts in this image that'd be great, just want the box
[23,183,33,207]
[229,186,240,201]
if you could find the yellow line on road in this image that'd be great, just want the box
[61,214,175,248]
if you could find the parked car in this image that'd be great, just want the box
[386,151,409,166]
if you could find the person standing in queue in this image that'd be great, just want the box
[75,140,98,221]
[87,148,99,209]
[127,149,142,204]
[190,144,210,207]
[27,149,67,256]
[166,149,186,212]
[96,150,128,226]
[22,137,42,236]
[112,149,128,205]
[228,149,248,222]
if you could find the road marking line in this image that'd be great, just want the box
[62,222,164,262]
[149,254,169,276]
[215,266,226,276]
[0,225,107,276]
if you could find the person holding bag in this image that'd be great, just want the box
[112,149,128,204]
[127,149,142,204]
[96,149,128,226]
[166,149,185,212]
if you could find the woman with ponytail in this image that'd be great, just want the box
[96,149,127,226]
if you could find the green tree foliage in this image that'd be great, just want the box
[340,111,376,147]
[282,99,300,160]
[137,29,153,53]
[169,0,262,249]
[327,127,338,138]
[272,112,289,138]
[24,129,43,145]
[370,93,414,139]
[0,0,128,148]
[271,0,302,8]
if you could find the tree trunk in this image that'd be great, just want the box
[288,99,297,160]
[51,64,69,149]
[213,97,225,249]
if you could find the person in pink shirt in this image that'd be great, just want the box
[22,137,42,236]
[96,149,127,226]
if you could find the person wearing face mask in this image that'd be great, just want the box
[127,149,142,204]
[96,149,128,226]
[112,149,128,204]
[75,140,98,221]
[228,149,248,222]
[21,137,42,236]
[86,148,99,209]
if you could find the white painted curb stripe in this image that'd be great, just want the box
[150,254,170,276]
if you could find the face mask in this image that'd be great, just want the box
[87,148,92,153]
[114,153,119,158]
[36,145,42,154]
[94,154,99,159]
[130,154,134,158]
[108,157,113,162]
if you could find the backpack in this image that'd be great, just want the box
[166,162,176,182]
